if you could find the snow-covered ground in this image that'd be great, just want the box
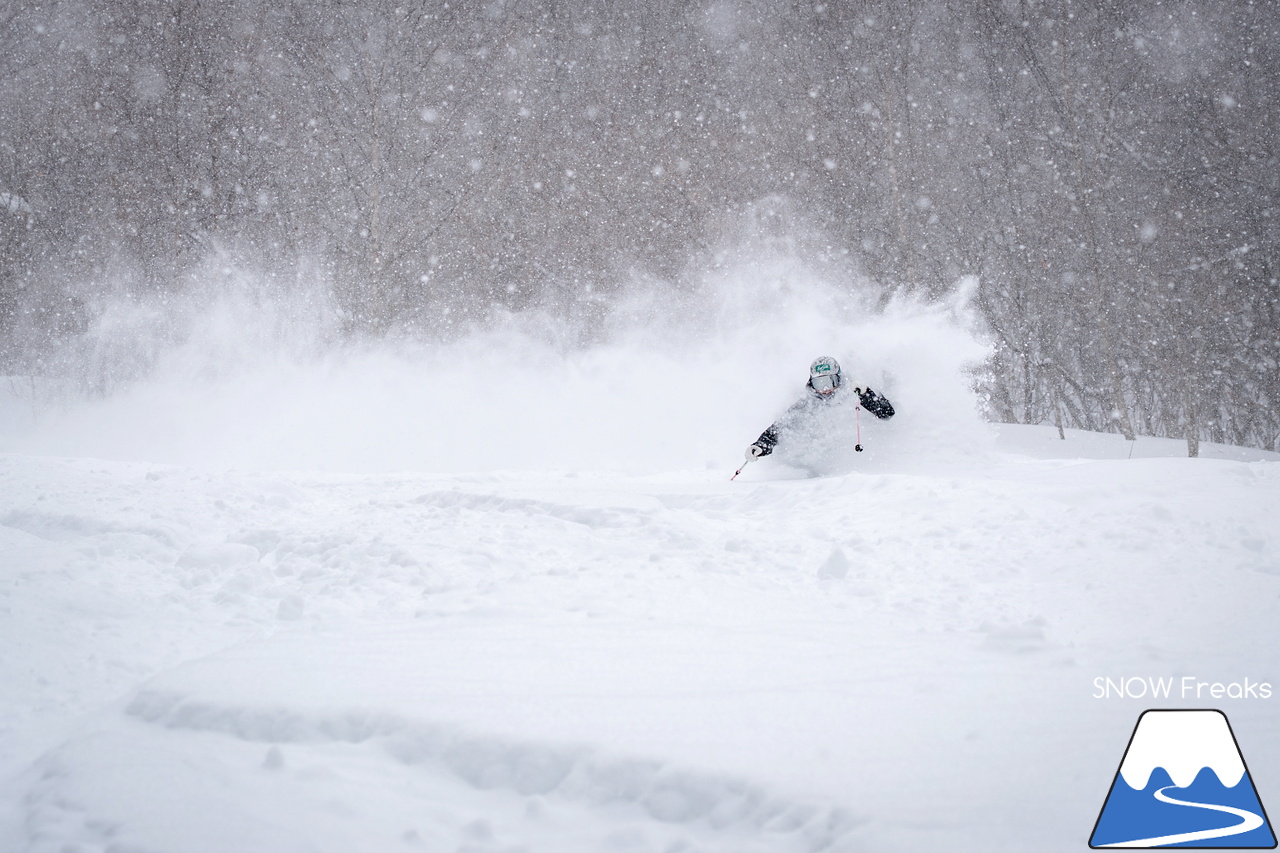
[2,275,1278,852]
[4,424,1277,853]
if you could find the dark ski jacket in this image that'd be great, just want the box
[753,382,894,457]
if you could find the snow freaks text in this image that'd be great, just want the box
[1093,677,1273,701]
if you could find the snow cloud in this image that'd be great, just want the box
[0,256,992,475]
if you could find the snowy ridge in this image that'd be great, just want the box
[119,688,861,841]
[1118,710,1247,790]
[19,687,863,853]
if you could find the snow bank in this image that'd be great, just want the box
[0,260,991,474]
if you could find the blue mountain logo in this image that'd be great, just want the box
[1091,709,1276,848]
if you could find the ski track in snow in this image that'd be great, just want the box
[1097,785,1265,848]
[2,426,1279,852]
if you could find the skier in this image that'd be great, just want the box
[745,356,894,462]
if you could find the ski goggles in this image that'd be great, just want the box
[811,373,838,393]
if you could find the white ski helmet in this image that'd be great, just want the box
[809,356,842,394]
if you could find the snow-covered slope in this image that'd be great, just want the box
[2,425,1277,853]
[1,276,1277,851]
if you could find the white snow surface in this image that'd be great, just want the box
[1,273,1278,852]
[1118,710,1246,790]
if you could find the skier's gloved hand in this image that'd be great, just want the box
[745,444,765,461]
[849,380,871,395]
